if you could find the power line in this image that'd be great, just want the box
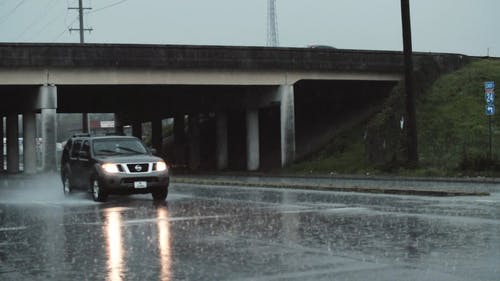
[16,0,60,40]
[53,16,79,42]
[31,8,68,41]
[87,0,129,15]
[0,0,27,25]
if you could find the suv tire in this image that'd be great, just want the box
[152,187,168,201]
[91,177,108,202]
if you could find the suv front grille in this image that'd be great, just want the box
[126,163,150,173]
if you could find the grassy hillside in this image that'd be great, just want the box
[288,58,500,177]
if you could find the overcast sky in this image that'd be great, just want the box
[0,0,498,56]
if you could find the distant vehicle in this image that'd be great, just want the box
[60,134,169,202]
[307,45,337,49]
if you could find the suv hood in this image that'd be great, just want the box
[95,154,164,164]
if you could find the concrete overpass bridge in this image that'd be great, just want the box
[0,43,465,173]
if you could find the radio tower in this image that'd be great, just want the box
[267,0,279,46]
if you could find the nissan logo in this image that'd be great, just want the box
[134,165,142,172]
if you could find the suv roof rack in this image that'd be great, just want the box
[104,132,126,136]
[72,133,91,138]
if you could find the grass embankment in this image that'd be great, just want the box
[288,59,500,177]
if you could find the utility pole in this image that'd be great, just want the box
[69,0,93,43]
[69,0,92,132]
[401,0,418,166]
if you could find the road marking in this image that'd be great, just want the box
[0,226,27,232]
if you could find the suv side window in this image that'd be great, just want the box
[61,139,73,165]
[70,140,82,158]
[80,140,90,159]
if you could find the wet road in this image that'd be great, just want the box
[0,174,499,281]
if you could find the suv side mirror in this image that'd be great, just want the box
[150,148,158,155]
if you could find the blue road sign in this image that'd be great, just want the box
[485,92,495,104]
[485,81,495,90]
[486,104,495,116]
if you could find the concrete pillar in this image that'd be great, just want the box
[246,108,260,171]
[0,116,4,172]
[6,114,19,173]
[280,85,296,167]
[114,113,125,135]
[188,115,200,170]
[82,113,90,133]
[23,112,37,174]
[132,121,142,140]
[173,115,186,166]
[38,85,58,172]
[152,118,162,153]
[216,112,228,170]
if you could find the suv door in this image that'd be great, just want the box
[78,140,92,185]
[69,139,83,188]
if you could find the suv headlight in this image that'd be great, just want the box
[156,161,167,172]
[102,163,119,173]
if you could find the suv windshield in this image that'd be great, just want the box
[93,138,148,156]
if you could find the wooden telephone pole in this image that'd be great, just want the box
[401,0,418,166]
[69,0,92,133]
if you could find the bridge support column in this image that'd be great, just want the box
[132,121,142,140]
[246,108,260,171]
[152,118,162,154]
[23,111,37,174]
[174,115,186,167]
[6,114,19,174]
[188,115,200,170]
[38,85,58,172]
[216,112,228,170]
[0,116,4,172]
[280,85,296,167]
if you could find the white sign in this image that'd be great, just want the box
[100,121,115,128]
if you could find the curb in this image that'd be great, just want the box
[172,177,491,197]
[170,170,500,185]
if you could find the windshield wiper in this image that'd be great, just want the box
[95,149,121,155]
[115,146,144,154]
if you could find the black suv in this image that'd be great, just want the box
[60,134,169,202]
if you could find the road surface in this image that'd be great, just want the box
[0,173,499,280]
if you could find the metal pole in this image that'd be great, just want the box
[78,0,84,43]
[401,0,418,166]
[489,115,492,159]
[78,0,90,132]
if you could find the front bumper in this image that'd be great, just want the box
[98,170,169,194]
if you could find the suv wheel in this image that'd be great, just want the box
[152,187,168,201]
[91,177,108,202]
[62,173,72,195]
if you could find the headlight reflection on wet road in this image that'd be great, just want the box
[104,206,172,281]
[157,207,172,281]
[105,208,124,281]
